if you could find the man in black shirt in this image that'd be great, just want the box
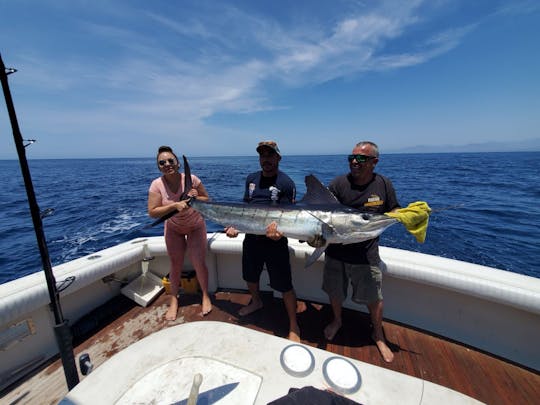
[225,140,301,342]
[323,141,399,362]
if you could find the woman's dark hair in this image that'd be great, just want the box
[156,145,179,162]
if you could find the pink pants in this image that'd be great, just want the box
[164,215,208,296]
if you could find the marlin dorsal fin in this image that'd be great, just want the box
[300,174,341,205]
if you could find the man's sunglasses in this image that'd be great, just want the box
[347,154,376,163]
[158,158,177,166]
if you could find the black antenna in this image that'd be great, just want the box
[0,54,79,390]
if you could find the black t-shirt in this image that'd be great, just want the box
[325,173,400,264]
[243,170,296,205]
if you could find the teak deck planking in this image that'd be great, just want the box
[2,291,539,405]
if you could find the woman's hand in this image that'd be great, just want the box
[187,188,198,198]
[225,226,239,238]
[266,222,283,241]
[176,201,189,211]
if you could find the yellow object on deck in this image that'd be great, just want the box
[162,277,171,295]
[181,271,200,294]
[385,201,432,243]
[162,272,199,295]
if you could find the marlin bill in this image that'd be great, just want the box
[190,175,399,268]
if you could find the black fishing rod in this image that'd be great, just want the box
[0,54,79,390]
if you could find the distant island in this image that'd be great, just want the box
[385,138,540,154]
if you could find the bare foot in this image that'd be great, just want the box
[372,333,394,363]
[201,295,212,316]
[288,326,301,342]
[238,299,263,316]
[324,319,342,340]
[165,296,179,321]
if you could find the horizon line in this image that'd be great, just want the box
[1,149,539,161]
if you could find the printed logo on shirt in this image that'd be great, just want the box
[365,194,384,207]
[248,183,256,199]
[269,186,280,202]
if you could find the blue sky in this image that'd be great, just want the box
[1,0,539,158]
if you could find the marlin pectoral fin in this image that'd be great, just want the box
[305,212,337,237]
[305,245,327,269]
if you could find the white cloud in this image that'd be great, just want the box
[13,1,466,110]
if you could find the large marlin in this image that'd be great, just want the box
[189,174,399,268]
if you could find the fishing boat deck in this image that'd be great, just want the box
[2,290,539,405]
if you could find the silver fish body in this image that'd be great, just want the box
[191,200,322,241]
[191,200,396,244]
[190,199,398,267]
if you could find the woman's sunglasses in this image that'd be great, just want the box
[158,158,176,166]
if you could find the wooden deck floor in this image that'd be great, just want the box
[2,291,539,405]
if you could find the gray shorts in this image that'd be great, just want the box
[322,256,383,304]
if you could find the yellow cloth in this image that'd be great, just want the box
[385,201,431,243]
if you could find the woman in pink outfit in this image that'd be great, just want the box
[148,146,212,320]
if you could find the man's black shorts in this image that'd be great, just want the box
[242,234,293,293]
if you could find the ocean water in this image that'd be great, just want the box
[0,152,539,284]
